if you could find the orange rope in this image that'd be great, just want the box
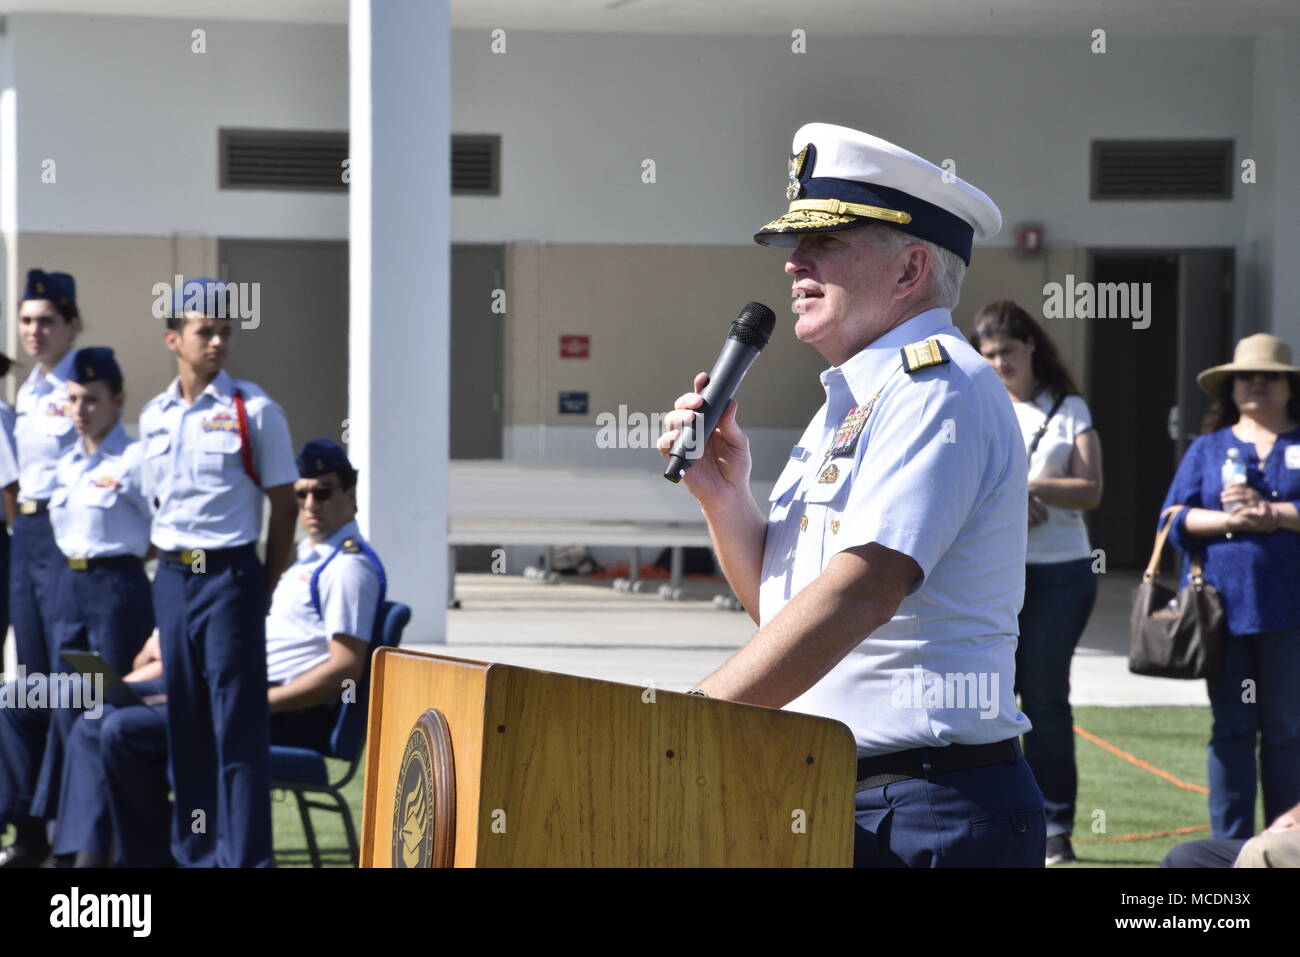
[1073,723,1209,794]
[1074,824,1210,845]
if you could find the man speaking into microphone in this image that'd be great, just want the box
[657,124,1044,868]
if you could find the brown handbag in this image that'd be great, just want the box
[1128,505,1227,679]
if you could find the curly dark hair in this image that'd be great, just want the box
[970,299,1081,399]
[1201,376,1300,433]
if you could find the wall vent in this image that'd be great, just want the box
[220,129,349,192]
[1091,140,1233,200]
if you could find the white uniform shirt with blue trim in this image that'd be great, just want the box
[49,422,153,559]
[0,399,19,490]
[264,520,382,685]
[14,350,77,502]
[139,369,297,551]
[762,308,1033,757]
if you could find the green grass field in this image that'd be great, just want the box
[6,705,1263,867]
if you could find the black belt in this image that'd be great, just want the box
[158,543,257,567]
[18,500,49,516]
[66,554,144,572]
[856,738,1021,791]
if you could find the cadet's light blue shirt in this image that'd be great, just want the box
[140,369,297,551]
[15,349,77,503]
[49,422,152,559]
[0,400,19,490]
[762,308,1033,757]
[264,520,382,684]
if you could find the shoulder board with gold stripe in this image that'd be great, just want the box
[900,337,949,374]
[341,539,362,553]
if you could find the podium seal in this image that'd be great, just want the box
[392,708,456,867]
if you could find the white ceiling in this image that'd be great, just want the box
[3,0,1298,36]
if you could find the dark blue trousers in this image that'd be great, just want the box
[154,547,271,868]
[0,520,10,669]
[55,677,168,859]
[0,677,51,832]
[9,510,65,677]
[30,561,154,819]
[60,681,335,867]
[1206,625,1300,838]
[1015,557,1098,838]
[852,747,1046,867]
[1161,837,1249,868]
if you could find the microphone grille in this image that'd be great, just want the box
[729,302,776,349]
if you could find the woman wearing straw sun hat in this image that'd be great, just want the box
[1159,332,1300,840]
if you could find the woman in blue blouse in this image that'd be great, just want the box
[1161,333,1300,840]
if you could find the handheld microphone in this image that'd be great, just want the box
[664,302,776,483]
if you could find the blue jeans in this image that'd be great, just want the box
[1206,625,1300,838]
[1015,557,1098,838]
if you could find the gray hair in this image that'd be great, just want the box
[868,226,966,310]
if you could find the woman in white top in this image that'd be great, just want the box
[973,299,1103,867]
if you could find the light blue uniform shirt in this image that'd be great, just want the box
[0,399,19,490]
[139,369,297,551]
[264,520,381,684]
[49,422,152,559]
[14,349,77,502]
[762,308,1032,757]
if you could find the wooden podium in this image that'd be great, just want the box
[359,647,856,867]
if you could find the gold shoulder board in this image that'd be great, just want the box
[900,337,949,374]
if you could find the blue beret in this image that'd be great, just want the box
[296,438,352,479]
[23,269,77,308]
[70,347,121,387]
[171,277,234,319]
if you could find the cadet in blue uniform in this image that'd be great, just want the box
[0,352,21,667]
[58,439,384,867]
[11,269,80,679]
[140,278,298,868]
[659,124,1045,867]
[0,348,155,867]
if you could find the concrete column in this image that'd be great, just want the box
[349,0,449,642]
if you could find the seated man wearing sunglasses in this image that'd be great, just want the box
[57,438,386,866]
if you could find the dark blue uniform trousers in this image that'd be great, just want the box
[59,680,336,866]
[9,510,65,677]
[154,546,271,868]
[852,747,1046,867]
[30,561,154,820]
[54,677,168,859]
[0,677,54,833]
[0,518,10,669]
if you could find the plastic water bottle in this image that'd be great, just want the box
[1221,448,1247,489]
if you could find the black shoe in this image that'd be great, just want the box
[0,843,52,868]
[1045,834,1076,865]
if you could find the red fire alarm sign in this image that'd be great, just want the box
[560,335,590,358]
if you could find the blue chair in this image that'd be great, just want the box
[270,600,411,867]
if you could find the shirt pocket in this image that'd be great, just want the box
[802,459,854,551]
[196,429,243,489]
[144,431,172,490]
[767,457,807,507]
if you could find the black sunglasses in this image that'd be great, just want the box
[1233,371,1284,382]
[295,486,335,503]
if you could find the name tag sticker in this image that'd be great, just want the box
[789,446,810,462]
[1286,445,1300,469]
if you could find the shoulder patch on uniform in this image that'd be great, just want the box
[341,539,361,553]
[900,337,949,374]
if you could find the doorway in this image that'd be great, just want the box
[1086,249,1234,568]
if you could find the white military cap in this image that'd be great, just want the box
[754,123,1002,265]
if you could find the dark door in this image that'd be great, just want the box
[450,245,505,459]
[1087,254,1180,568]
[219,239,349,451]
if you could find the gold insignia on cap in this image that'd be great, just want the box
[34,280,45,294]
[83,366,94,378]
[901,337,949,374]
[314,457,324,470]
[786,145,810,201]
[818,463,839,484]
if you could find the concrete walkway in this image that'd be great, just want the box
[423,570,1210,707]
